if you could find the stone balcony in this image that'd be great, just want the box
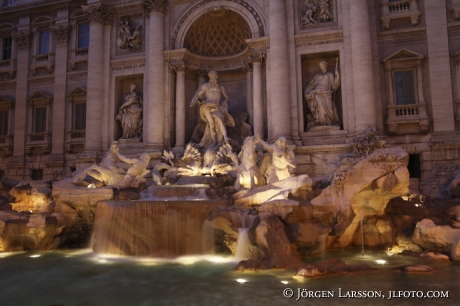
[0,58,16,78]
[0,134,13,156]
[30,53,54,75]
[380,0,422,29]
[386,104,430,134]
[25,132,51,155]
[70,47,88,70]
[65,130,85,153]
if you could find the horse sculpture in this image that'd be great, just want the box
[235,136,264,190]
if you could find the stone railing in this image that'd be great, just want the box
[65,130,85,153]
[0,134,13,156]
[380,0,421,29]
[0,58,16,78]
[31,53,54,75]
[386,103,430,134]
[70,48,88,70]
[25,132,51,155]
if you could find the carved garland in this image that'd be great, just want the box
[81,3,114,25]
[144,0,167,14]
[171,0,265,48]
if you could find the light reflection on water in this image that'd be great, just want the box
[0,248,459,305]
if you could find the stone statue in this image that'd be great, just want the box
[129,25,142,50]
[304,60,340,128]
[235,136,264,190]
[115,148,151,181]
[190,70,235,147]
[117,19,131,50]
[319,0,332,22]
[72,142,125,186]
[301,4,317,25]
[116,83,143,140]
[257,136,296,184]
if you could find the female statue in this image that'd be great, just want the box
[116,83,143,140]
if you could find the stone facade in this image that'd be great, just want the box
[0,0,459,196]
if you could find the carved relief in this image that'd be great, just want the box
[144,0,167,14]
[117,17,143,52]
[51,24,70,42]
[81,3,113,25]
[299,0,337,29]
[13,30,31,49]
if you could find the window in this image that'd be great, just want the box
[408,154,421,178]
[74,103,86,130]
[394,71,415,105]
[39,30,50,54]
[78,23,89,49]
[0,110,8,135]
[34,107,47,133]
[1,37,12,60]
[31,169,43,180]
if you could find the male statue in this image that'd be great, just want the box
[304,60,340,128]
[190,70,235,147]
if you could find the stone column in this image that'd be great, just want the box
[145,0,167,150]
[250,51,265,138]
[82,3,112,158]
[12,30,31,158]
[171,61,186,149]
[50,24,70,158]
[425,0,455,132]
[243,65,254,128]
[349,0,376,131]
[268,0,291,139]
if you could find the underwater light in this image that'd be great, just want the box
[236,278,248,284]
[375,260,387,265]
[281,281,289,285]
[30,254,41,258]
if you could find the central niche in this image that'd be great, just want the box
[184,8,251,57]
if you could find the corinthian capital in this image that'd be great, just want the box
[169,60,186,73]
[144,0,167,14]
[13,30,31,49]
[51,24,70,42]
[82,2,113,25]
[249,50,266,63]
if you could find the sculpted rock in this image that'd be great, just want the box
[254,212,305,268]
[412,218,460,260]
[9,181,52,213]
[393,265,434,273]
[234,175,313,206]
[420,252,450,262]
[311,147,410,248]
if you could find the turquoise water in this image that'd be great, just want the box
[0,249,458,306]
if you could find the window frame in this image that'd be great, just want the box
[77,23,89,49]
[393,69,417,106]
[27,92,52,135]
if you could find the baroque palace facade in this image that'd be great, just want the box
[1,0,460,194]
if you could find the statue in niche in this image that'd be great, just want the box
[117,18,143,50]
[116,83,143,140]
[319,0,332,22]
[190,70,235,148]
[257,136,296,184]
[304,60,340,129]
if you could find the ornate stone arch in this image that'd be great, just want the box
[171,0,266,50]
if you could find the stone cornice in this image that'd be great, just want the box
[0,0,70,19]
[110,56,146,70]
[377,27,426,41]
[82,2,113,25]
[165,48,253,71]
[448,21,460,33]
[294,30,343,48]
[144,0,167,14]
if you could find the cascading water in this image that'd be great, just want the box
[91,186,231,257]
[232,211,258,260]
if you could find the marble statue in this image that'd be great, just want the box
[72,142,125,186]
[319,0,332,22]
[304,60,340,128]
[301,4,317,25]
[257,136,296,184]
[116,83,143,140]
[115,147,151,186]
[129,25,142,50]
[117,19,143,51]
[235,136,264,190]
[190,70,235,147]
